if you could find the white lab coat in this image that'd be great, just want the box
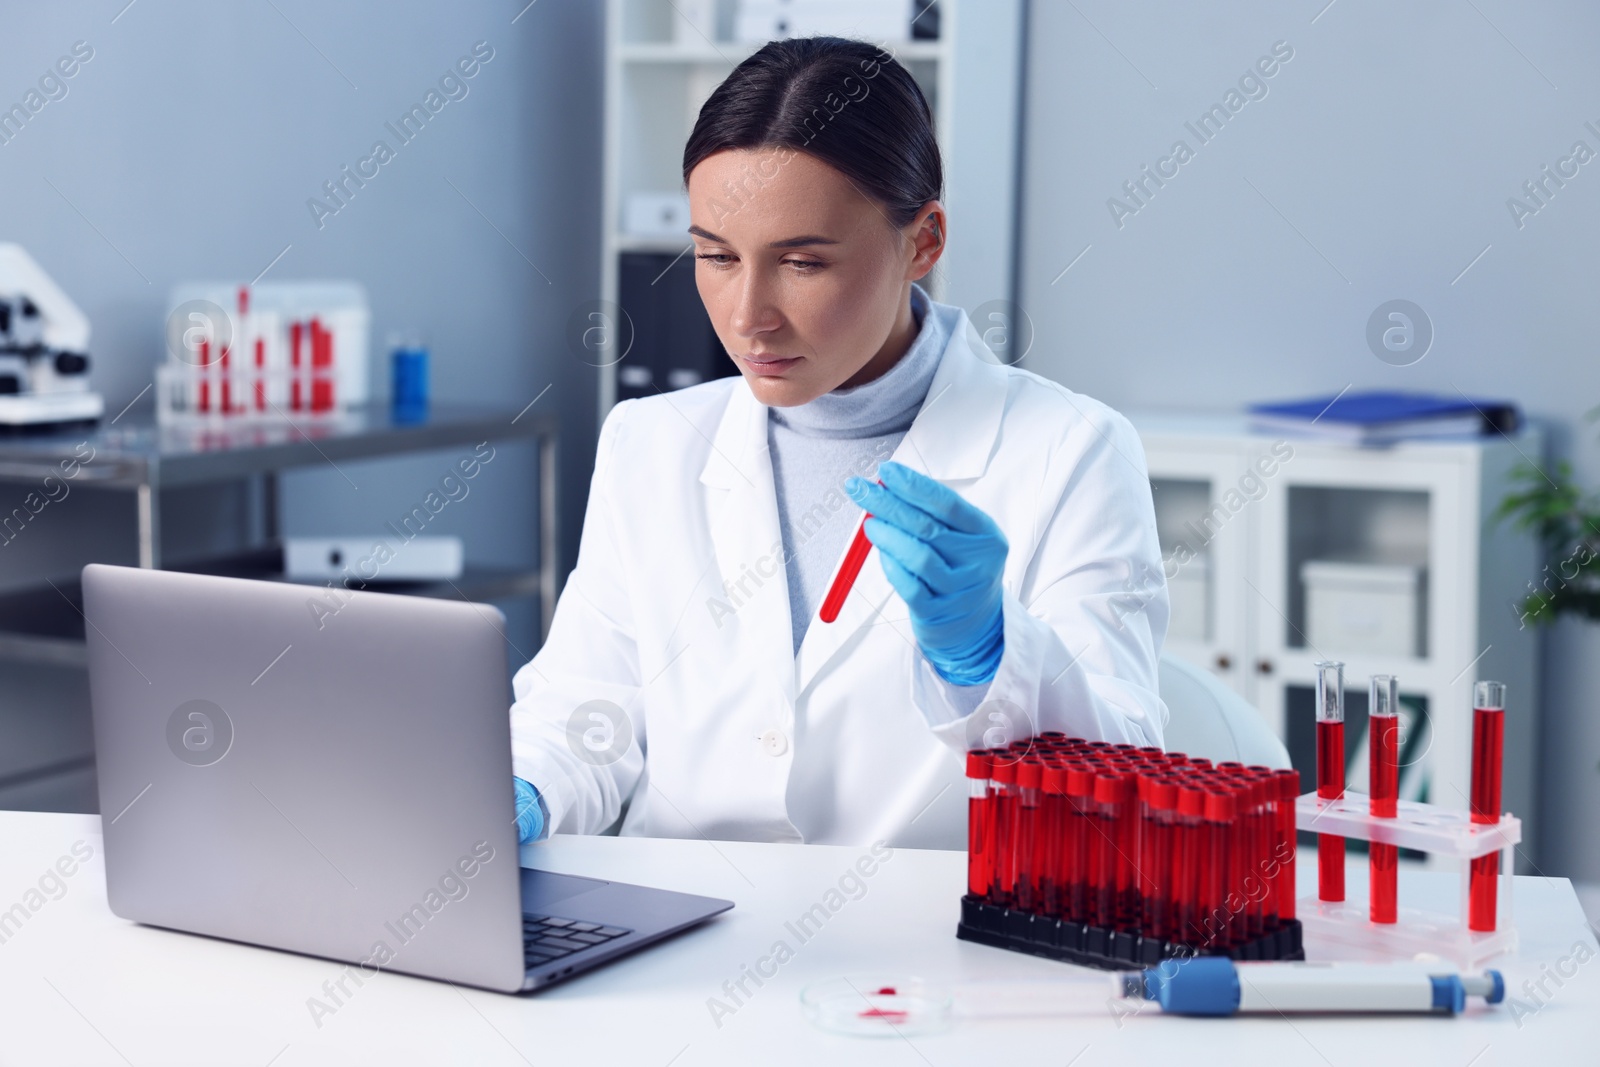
[509,304,1169,850]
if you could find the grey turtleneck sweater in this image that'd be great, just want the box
[768,281,951,653]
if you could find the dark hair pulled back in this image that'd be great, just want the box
[682,36,943,230]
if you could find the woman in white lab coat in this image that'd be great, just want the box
[509,37,1169,850]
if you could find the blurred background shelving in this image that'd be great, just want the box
[1130,411,1544,870]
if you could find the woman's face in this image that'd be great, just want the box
[686,147,944,407]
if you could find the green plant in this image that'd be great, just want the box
[1494,406,1600,626]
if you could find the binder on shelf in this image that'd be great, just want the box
[615,251,736,403]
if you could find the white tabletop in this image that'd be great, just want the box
[0,811,1594,1065]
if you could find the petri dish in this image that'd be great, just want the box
[799,976,953,1037]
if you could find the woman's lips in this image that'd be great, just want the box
[742,353,801,376]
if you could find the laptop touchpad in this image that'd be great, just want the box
[520,870,613,912]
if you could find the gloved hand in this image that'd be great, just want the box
[514,776,547,843]
[844,461,1008,686]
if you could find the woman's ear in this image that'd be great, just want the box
[909,201,946,279]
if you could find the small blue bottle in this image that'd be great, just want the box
[390,330,428,423]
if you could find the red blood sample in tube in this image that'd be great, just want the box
[1469,681,1507,931]
[1092,774,1120,927]
[965,751,993,898]
[1140,776,1176,940]
[290,320,304,411]
[988,756,1018,907]
[254,336,266,411]
[1315,661,1347,903]
[197,337,211,412]
[1065,765,1096,923]
[1368,675,1400,924]
[1203,790,1237,947]
[1173,785,1206,944]
[219,342,231,412]
[1015,760,1044,912]
[1274,769,1299,921]
[310,317,334,412]
[1041,764,1070,917]
[819,479,885,623]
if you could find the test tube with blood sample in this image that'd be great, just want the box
[965,752,993,900]
[1468,681,1507,932]
[1368,675,1400,924]
[1315,661,1347,903]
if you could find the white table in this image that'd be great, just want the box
[0,811,1594,1065]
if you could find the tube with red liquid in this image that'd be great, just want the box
[1173,784,1206,945]
[1469,681,1506,932]
[1064,764,1095,923]
[1274,769,1299,922]
[819,479,883,623]
[1040,764,1069,917]
[1014,761,1043,912]
[1315,660,1346,903]
[965,752,993,899]
[988,757,1018,907]
[1368,674,1400,923]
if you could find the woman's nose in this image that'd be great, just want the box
[729,271,779,338]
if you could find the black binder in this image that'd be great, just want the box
[616,252,737,402]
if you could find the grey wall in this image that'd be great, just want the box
[1018,0,1600,880]
[0,0,603,607]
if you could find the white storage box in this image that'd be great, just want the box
[623,191,691,237]
[1301,559,1425,657]
[285,536,463,582]
[1165,554,1209,643]
[735,0,913,43]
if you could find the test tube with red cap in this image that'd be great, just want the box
[1242,767,1275,933]
[1064,764,1096,922]
[988,756,1018,907]
[1274,769,1299,921]
[1138,774,1176,941]
[965,751,993,899]
[290,320,305,410]
[1014,760,1044,911]
[1368,674,1400,923]
[1469,681,1506,931]
[1040,763,1069,917]
[1315,660,1346,902]
[1173,784,1206,944]
[1201,789,1236,947]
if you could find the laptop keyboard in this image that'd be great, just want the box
[523,914,632,970]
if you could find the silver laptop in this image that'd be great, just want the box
[81,563,731,994]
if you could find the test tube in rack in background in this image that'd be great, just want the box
[1469,681,1506,932]
[1368,675,1400,923]
[1315,661,1346,903]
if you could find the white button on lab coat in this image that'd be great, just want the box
[510,304,1170,850]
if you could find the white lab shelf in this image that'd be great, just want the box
[1130,412,1544,871]
[598,0,1025,414]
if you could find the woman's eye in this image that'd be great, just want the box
[695,253,735,267]
[784,259,823,272]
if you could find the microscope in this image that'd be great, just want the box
[0,243,103,429]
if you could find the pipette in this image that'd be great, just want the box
[801,960,1505,1036]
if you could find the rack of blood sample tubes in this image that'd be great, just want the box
[1295,668,1521,968]
[959,736,1305,970]
[156,282,369,426]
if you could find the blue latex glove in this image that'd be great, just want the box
[844,461,1008,686]
[514,776,548,843]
